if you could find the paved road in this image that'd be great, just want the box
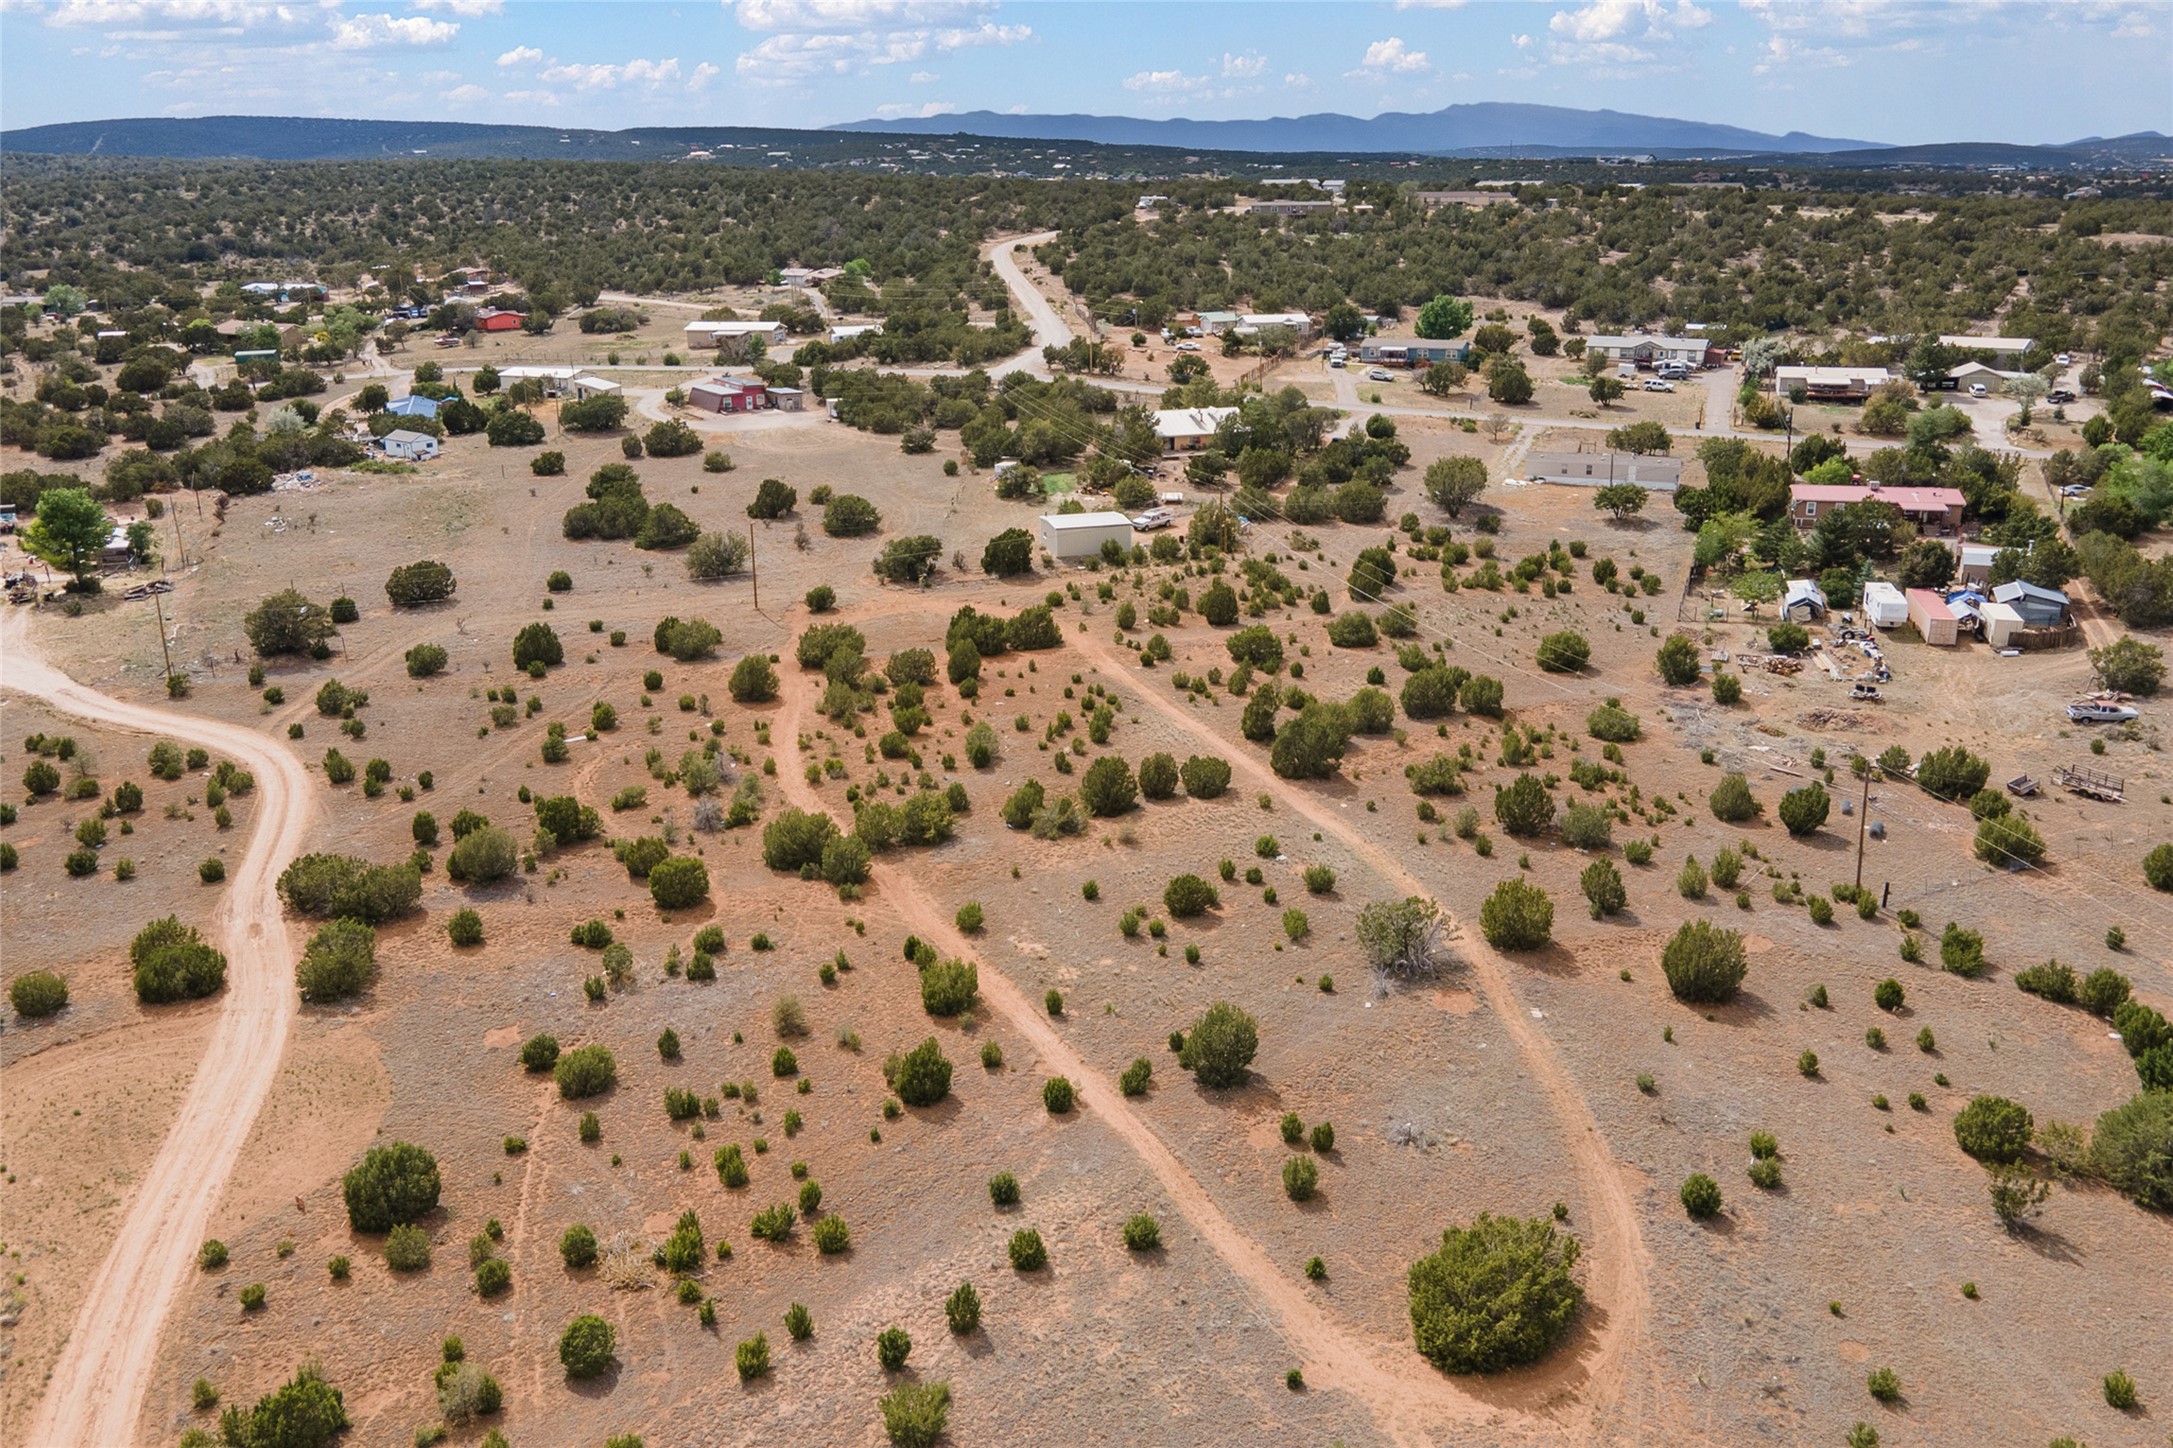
[9,610,316,1448]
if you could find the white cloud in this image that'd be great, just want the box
[908,68,935,81]
[729,0,1025,82]
[502,86,557,105]
[687,60,720,89]
[1394,0,1466,7]
[1221,49,1266,78]
[440,81,488,102]
[1511,31,1532,48]
[496,43,541,65]
[1548,0,1709,44]
[1283,70,1311,88]
[329,12,458,49]
[1751,33,1847,74]
[411,0,501,14]
[42,0,294,27]
[874,98,956,117]
[1123,67,1203,93]
[540,56,684,89]
[1347,36,1430,76]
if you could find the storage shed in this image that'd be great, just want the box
[1781,579,1827,621]
[380,429,440,461]
[386,394,440,419]
[1979,600,2027,650]
[1991,580,2070,628]
[1862,581,1908,629]
[1039,511,1133,563]
[1905,588,1958,647]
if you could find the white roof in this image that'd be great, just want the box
[683,320,786,337]
[383,429,435,445]
[1775,365,1892,386]
[499,364,578,380]
[1863,581,1906,601]
[1239,312,1307,327]
[1588,333,1704,352]
[1938,334,2033,353]
[1040,511,1134,530]
[571,374,619,393]
[1979,601,2025,624]
[1152,406,1238,440]
[829,323,882,339]
[1959,543,2000,564]
[1784,579,1825,604]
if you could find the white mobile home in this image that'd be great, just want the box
[380,429,440,461]
[1039,511,1133,563]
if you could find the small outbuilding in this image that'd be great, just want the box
[1905,588,1958,647]
[1990,580,2070,628]
[386,394,440,419]
[1979,600,2027,650]
[1781,579,1827,621]
[1956,542,2000,586]
[1039,511,1133,563]
[1862,581,1908,629]
[380,429,441,462]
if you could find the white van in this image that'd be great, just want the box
[1969,382,1989,398]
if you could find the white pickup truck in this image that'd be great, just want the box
[1129,507,1174,531]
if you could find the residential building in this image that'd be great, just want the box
[1956,543,2001,586]
[1523,452,1682,490]
[1991,580,2070,628]
[1246,198,1334,217]
[1782,580,1828,620]
[1773,365,1892,400]
[1151,406,1238,452]
[1788,483,1965,535]
[1357,338,1470,368]
[777,266,844,286]
[1946,361,2021,390]
[765,387,805,412]
[385,394,440,420]
[1040,511,1134,563]
[1938,334,2034,356]
[828,323,882,345]
[1583,333,1708,369]
[1413,190,1511,209]
[1235,311,1314,340]
[379,429,440,462]
[687,376,771,414]
[682,320,789,357]
[474,308,525,333]
[1196,311,1241,335]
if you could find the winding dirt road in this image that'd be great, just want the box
[6,611,317,1448]
[770,594,1668,1444]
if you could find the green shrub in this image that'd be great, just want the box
[1915,745,1989,801]
[893,1037,953,1107]
[1953,1094,2033,1164]
[554,1043,617,1099]
[199,1239,228,1270]
[988,1171,1020,1207]
[1478,879,1553,951]
[519,1034,559,1072]
[878,1380,952,1448]
[130,915,228,1003]
[1007,1228,1047,1270]
[555,1314,614,1380]
[384,1223,431,1271]
[876,1325,912,1371]
[1406,1213,1583,1374]
[1283,1156,1320,1201]
[1179,1001,1258,1087]
[812,1213,851,1254]
[1679,1172,1722,1218]
[219,1363,349,1448]
[9,969,69,1018]
[1874,978,1904,1011]
[2091,1090,2173,1211]
[1778,782,1829,836]
[1708,773,1760,822]
[945,1282,981,1333]
[1867,1367,1901,1404]
[1122,1213,1161,1250]
[341,1141,440,1231]
[1939,922,1987,976]
[1163,873,1219,918]
[2015,959,2077,1003]
[919,957,977,1016]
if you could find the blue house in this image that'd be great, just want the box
[387,394,441,420]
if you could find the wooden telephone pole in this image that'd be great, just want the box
[747,524,758,613]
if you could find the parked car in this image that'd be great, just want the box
[2047,388,2076,404]
[1969,382,1989,397]
[1328,356,1345,368]
[1129,507,1173,531]
[1642,378,1675,392]
[2056,352,2072,366]
[1175,340,1201,352]
[2060,482,2093,498]
[1366,367,1393,382]
[2067,700,2139,724]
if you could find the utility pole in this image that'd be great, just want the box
[747,524,758,613]
[1854,762,1873,893]
[152,571,174,682]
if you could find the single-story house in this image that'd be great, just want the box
[1040,511,1134,563]
[1782,579,1827,621]
[1773,365,1892,400]
[380,429,440,461]
[474,308,525,333]
[102,524,136,565]
[1523,452,1683,490]
[1247,198,1334,217]
[1413,190,1512,209]
[682,320,788,358]
[1947,361,2021,390]
[766,387,804,411]
[1905,588,1959,647]
[1236,312,1314,339]
[1196,311,1241,335]
[569,375,619,400]
[687,377,770,414]
[1152,406,1239,452]
[1137,194,1170,210]
[778,266,843,287]
[234,349,279,366]
[1956,543,2000,586]
[1357,338,1470,367]
[1862,581,1908,628]
[1938,334,2033,356]
[1979,601,2027,649]
[1788,482,1965,535]
[1584,334,1707,369]
[1991,580,2069,628]
[499,364,579,396]
[828,323,882,345]
[386,394,440,419]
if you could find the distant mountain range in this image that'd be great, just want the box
[2,112,2165,173]
[837,102,1882,156]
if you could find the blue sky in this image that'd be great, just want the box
[1,1,2166,145]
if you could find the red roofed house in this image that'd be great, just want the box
[686,376,770,414]
[1788,482,1965,537]
[475,308,525,332]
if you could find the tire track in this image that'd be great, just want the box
[8,609,319,1448]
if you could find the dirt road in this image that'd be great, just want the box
[6,610,317,1448]
[984,231,1071,355]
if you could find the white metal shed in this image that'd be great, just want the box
[1039,511,1133,563]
